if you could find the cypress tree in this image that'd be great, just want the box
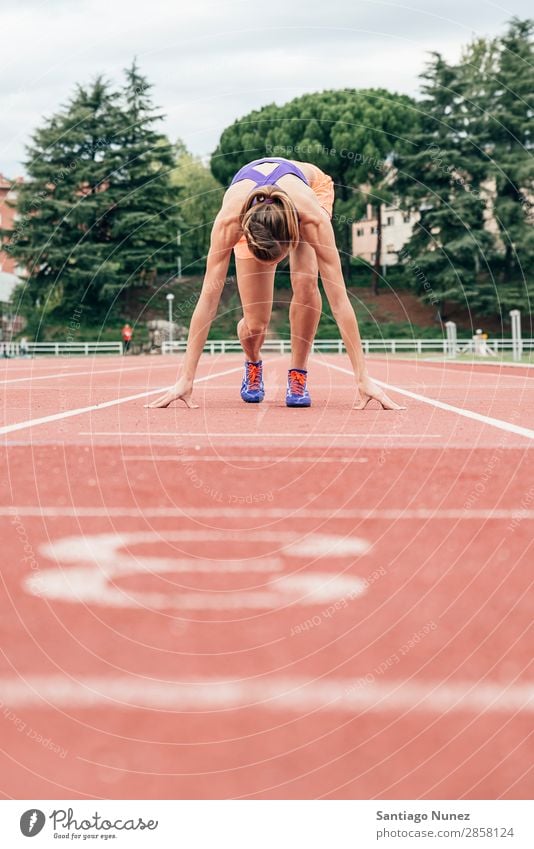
[3,78,121,321]
[104,61,181,307]
[2,63,181,328]
[395,51,495,318]
[489,18,534,293]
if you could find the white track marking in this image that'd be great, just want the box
[0,363,179,385]
[0,366,244,436]
[81,432,443,438]
[3,506,533,520]
[2,674,532,715]
[369,355,534,373]
[419,358,534,371]
[316,359,534,441]
[27,530,369,611]
[121,455,370,463]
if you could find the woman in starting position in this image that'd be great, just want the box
[149,157,403,410]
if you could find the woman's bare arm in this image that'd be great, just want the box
[303,215,406,410]
[147,213,240,408]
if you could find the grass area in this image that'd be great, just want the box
[273,293,453,341]
[15,276,525,347]
[376,351,534,364]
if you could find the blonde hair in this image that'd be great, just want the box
[240,185,300,262]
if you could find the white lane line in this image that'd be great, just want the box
[121,455,370,463]
[0,366,244,437]
[2,506,533,520]
[80,432,443,438]
[370,356,534,374]
[375,384,534,390]
[315,359,534,441]
[2,675,532,715]
[419,358,534,371]
[0,362,181,385]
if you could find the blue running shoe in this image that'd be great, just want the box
[240,360,264,403]
[286,368,311,407]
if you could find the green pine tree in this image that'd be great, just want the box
[3,77,121,323]
[2,62,182,330]
[104,61,181,307]
[488,19,534,295]
[395,50,496,318]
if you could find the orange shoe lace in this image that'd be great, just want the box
[288,369,306,396]
[246,362,262,391]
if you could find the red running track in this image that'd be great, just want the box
[0,353,533,799]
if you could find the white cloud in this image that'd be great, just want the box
[0,0,530,177]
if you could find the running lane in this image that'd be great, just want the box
[0,354,532,799]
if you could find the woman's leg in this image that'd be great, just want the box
[235,255,276,361]
[289,241,322,370]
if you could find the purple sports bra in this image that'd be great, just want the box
[230,157,309,189]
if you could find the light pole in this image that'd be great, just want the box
[177,230,182,280]
[166,293,175,352]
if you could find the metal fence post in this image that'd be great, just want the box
[509,310,522,361]
[445,321,457,357]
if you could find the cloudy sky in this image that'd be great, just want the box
[1,0,531,177]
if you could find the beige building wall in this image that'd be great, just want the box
[0,174,20,275]
[352,203,419,266]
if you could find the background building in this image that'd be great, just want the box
[352,202,419,266]
[0,173,25,339]
[0,173,23,275]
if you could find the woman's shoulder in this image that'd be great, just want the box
[209,201,243,251]
[289,160,326,182]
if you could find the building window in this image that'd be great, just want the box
[403,213,411,223]
[371,252,376,261]
[386,244,395,253]
[370,226,377,234]
[386,216,394,226]
[356,227,364,237]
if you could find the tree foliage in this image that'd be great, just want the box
[211,88,419,279]
[170,141,224,273]
[2,62,181,325]
[395,19,534,322]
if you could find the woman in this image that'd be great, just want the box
[148,157,403,410]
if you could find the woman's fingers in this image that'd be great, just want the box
[145,391,179,409]
[145,391,199,409]
[145,394,173,408]
[377,393,406,411]
[354,391,406,411]
[353,394,372,410]
[181,396,199,409]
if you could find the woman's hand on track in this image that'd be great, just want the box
[145,378,199,409]
[355,376,406,411]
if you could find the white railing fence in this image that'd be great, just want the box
[162,338,534,356]
[1,338,532,358]
[0,341,123,356]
